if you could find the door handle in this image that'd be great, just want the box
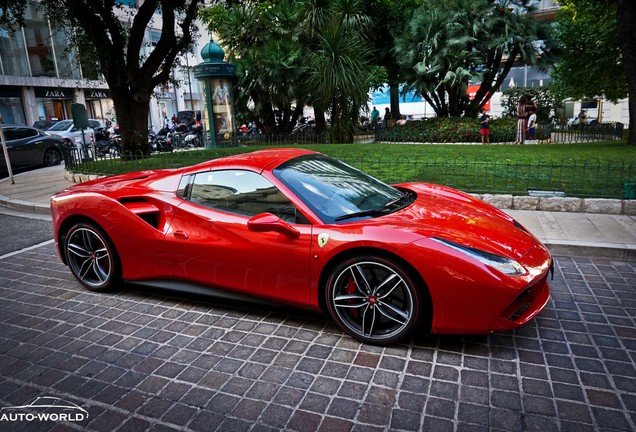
[174,231,189,240]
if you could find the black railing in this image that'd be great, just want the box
[373,123,625,144]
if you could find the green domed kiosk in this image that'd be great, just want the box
[193,38,235,148]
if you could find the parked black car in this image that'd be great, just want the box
[1,125,64,174]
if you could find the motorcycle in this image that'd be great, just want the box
[95,134,121,157]
[183,124,203,147]
[149,128,173,153]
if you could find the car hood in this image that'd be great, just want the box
[377,183,539,259]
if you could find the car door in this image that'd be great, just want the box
[166,169,314,306]
[2,127,38,170]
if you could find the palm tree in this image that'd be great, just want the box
[303,0,374,143]
[309,25,370,142]
[203,0,308,134]
[396,0,557,117]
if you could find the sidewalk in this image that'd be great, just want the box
[1,164,635,260]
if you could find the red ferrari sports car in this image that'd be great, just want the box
[51,148,552,345]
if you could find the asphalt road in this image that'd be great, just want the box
[0,211,53,257]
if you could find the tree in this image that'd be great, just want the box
[204,0,376,142]
[0,0,202,153]
[616,0,636,146]
[202,0,308,134]
[396,0,556,118]
[305,0,375,143]
[553,0,635,145]
[552,0,626,102]
[365,0,421,119]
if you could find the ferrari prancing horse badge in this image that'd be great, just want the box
[317,233,330,248]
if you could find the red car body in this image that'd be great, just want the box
[51,148,551,344]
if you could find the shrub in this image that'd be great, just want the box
[379,117,516,143]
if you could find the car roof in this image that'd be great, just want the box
[184,148,319,174]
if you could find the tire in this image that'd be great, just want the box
[43,148,61,166]
[326,255,423,345]
[64,223,121,292]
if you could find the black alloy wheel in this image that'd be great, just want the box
[64,223,121,292]
[326,255,423,345]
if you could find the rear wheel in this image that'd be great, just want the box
[64,223,120,292]
[43,148,61,166]
[326,255,423,345]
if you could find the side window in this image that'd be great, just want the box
[20,128,38,139]
[3,128,16,141]
[189,170,308,224]
[176,174,193,199]
[6,127,36,141]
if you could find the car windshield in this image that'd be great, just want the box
[47,120,72,131]
[273,154,410,224]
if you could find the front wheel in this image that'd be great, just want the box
[326,255,423,345]
[64,223,121,292]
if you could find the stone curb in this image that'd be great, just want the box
[543,239,636,262]
[476,193,636,216]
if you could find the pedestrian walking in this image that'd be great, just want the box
[515,94,530,144]
[527,107,537,142]
[384,108,394,128]
[371,106,380,130]
[479,109,490,144]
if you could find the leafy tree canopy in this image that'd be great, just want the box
[203,0,378,142]
[364,0,421,118]
[395,0,557,118]
[551,0,627,103]
[0,0,202,153]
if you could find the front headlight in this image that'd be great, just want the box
[431,237,526,276]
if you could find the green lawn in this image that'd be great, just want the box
[72,141,636,199]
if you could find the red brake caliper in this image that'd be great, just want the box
[345,276,359,319]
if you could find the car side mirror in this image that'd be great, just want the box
[247,213,299,238]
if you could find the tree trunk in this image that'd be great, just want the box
[389,83,401,119]
[314,106,326,134]
[616,0,636,145]
[110,89,151,155]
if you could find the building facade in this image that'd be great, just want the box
[0,1,205,130]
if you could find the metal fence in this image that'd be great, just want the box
[339,155,636,199]
[222,123,624,146]
[62,145,636,199]
[373,123,624,144]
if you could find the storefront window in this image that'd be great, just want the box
[23,3,56,77]
[0,88,26,124]
[0,28,30,76]
[85,89,115,121]
[34,88,73,121]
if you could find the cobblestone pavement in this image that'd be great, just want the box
[0,244,635,432]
